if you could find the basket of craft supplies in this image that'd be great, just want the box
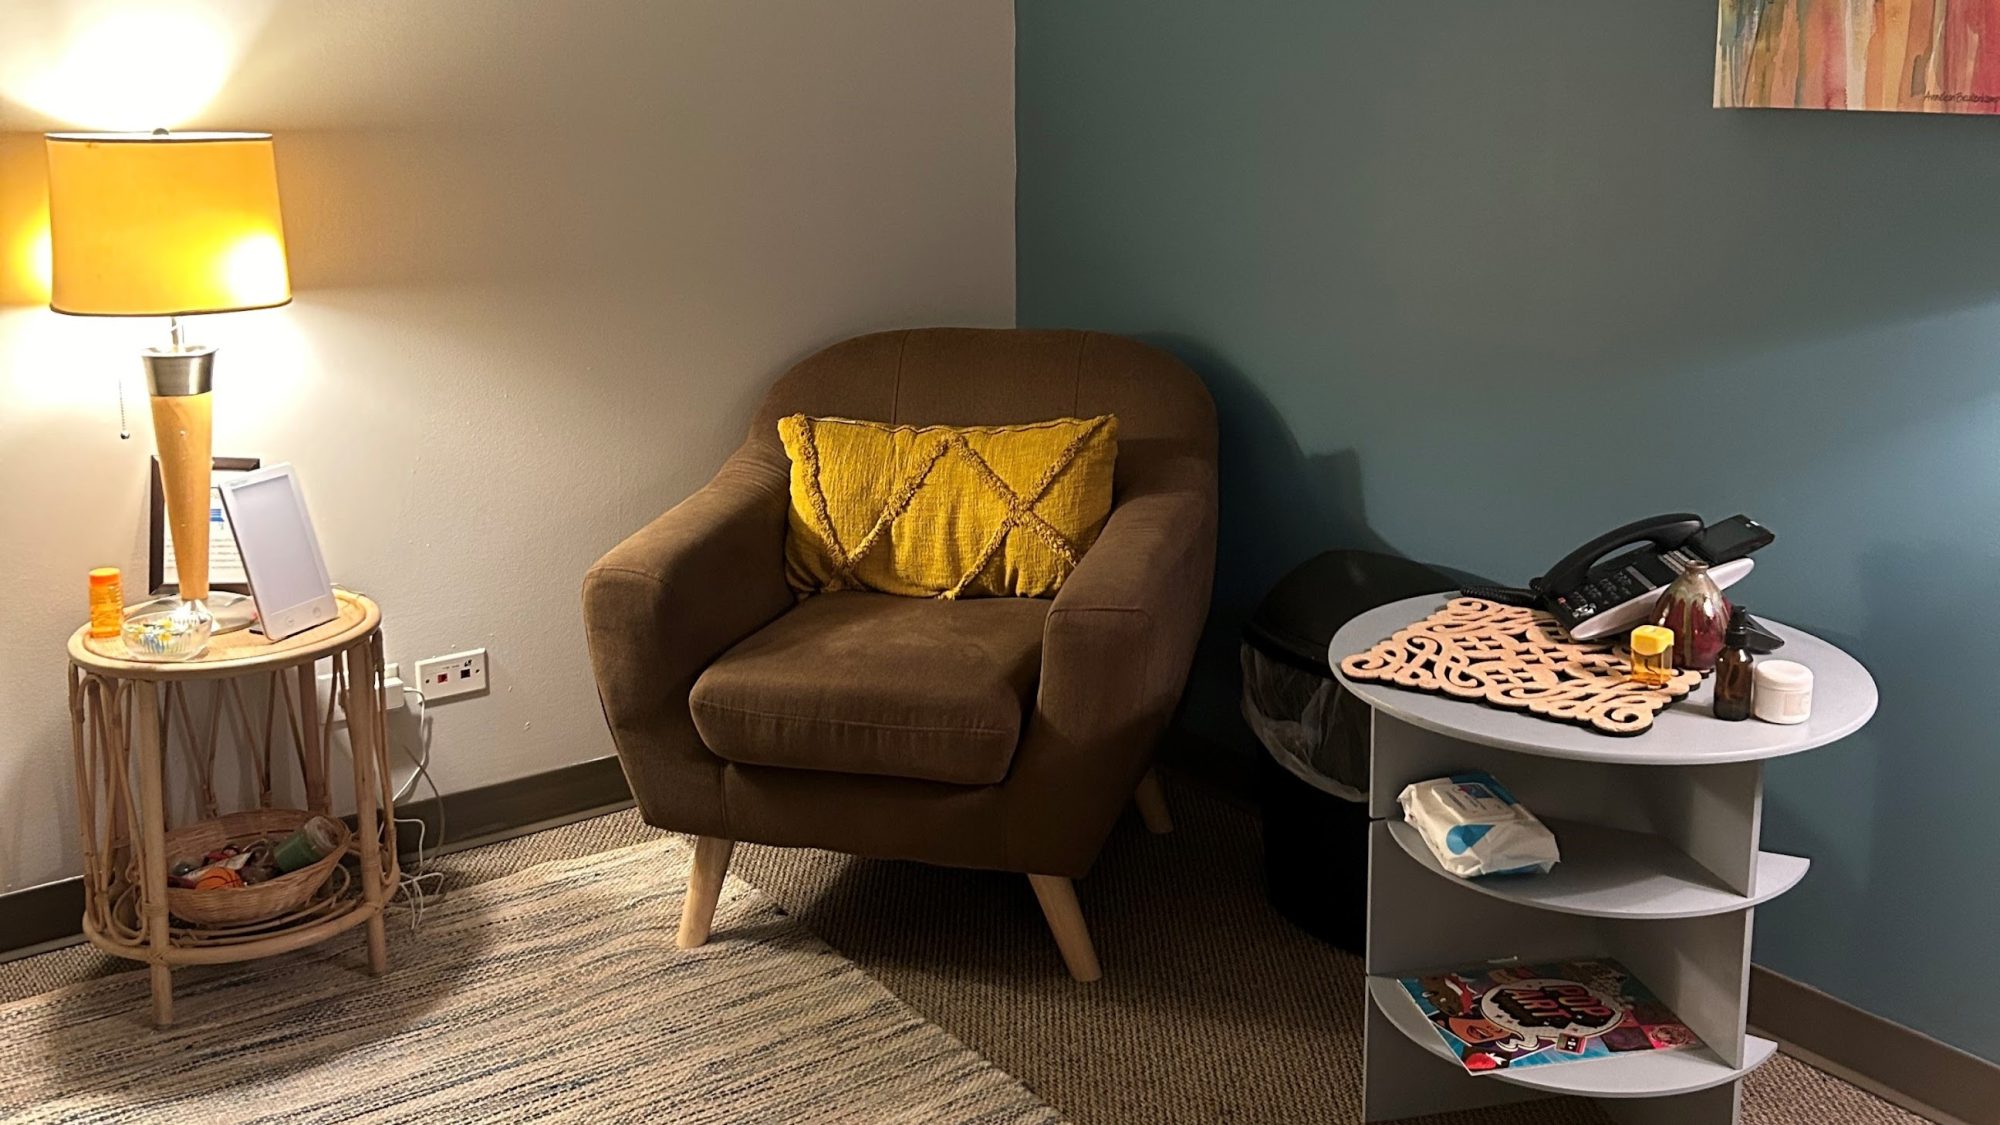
[154,809,351,927]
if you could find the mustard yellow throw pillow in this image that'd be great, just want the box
[778,413,1118,599]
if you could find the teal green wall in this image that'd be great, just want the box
[1018,1,2000,1063]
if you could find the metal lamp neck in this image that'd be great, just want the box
[143,318,216,396]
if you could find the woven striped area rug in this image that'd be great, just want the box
[0,838,1064,1124]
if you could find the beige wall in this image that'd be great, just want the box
[0,1,1016,892]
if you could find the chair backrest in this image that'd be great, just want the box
[749,328,1217,489]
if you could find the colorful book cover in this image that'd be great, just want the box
[1397,958,1703,1074]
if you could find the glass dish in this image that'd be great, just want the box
[120,601,212,662]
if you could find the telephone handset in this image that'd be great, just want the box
[1511,513,1774,641]
[1540,514,1703,599]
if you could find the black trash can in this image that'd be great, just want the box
[1242,550,1489,954]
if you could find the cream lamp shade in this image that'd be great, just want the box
[44,131,290,316]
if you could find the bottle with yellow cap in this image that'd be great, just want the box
[1628,624,1675,688]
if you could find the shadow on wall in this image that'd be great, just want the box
[1145,332,1422,757]
[1149,335,1398,603]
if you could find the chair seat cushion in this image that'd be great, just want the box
[689,591,1049,786]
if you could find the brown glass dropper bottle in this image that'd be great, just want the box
[1713,605,1754,721]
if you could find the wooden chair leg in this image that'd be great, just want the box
[1027,874,1102,982]
[677,836,735,949]
[1134,769,1173,834]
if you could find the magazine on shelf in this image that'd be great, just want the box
[1396,958,1703,1074]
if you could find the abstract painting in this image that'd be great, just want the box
[1716,1,2000,114]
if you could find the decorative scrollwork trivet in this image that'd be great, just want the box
[1338,598,1701,736]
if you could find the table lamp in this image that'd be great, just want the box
[44,130,290,658]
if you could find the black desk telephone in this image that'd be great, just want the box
[1465,514,1775,642]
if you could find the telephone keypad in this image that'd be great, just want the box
[1572,567,1656,619]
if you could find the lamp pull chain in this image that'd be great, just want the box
[117,377,130,440]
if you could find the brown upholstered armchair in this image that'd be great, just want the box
[582,328,1217,980]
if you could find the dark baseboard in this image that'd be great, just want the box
[1750,965,1996,1125]
[389,755,634,855]
[0,756,635,963]
[0,880,86,963]
[1156,723,1260,807]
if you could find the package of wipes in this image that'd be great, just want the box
[1397,772,1560,878]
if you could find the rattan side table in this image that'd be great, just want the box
[66,589,398,1026]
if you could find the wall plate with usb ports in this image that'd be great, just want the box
[415,649,488,702]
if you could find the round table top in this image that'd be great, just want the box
[1329,595,1877,765]
[69,590,380,681]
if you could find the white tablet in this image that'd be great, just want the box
[217,463,338,641]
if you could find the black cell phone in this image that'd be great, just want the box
[1689,516,1774,566]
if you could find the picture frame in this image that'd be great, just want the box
[148,455,260,596]
[1716,1,2000,115]
[216,463,339,641]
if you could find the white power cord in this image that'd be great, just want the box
[392,683,431,804]
[386,682,445,931]
[325,676,446,932]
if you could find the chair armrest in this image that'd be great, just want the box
[1001,458,1218,874]
[582,445,793,759]
[1042,463,1217,729]
[1051,481,1214,619]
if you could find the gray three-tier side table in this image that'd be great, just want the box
[1330,596,1877,1125]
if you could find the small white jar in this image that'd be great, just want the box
[1753,660,1813,725]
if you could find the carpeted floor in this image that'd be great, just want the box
[0,774,1920,1124]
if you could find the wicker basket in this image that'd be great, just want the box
[159,809,351,928]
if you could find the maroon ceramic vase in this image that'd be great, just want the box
[1651,562,1731,673]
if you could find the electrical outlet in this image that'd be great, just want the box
[416,649,488,702]
[316,662,404,721]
